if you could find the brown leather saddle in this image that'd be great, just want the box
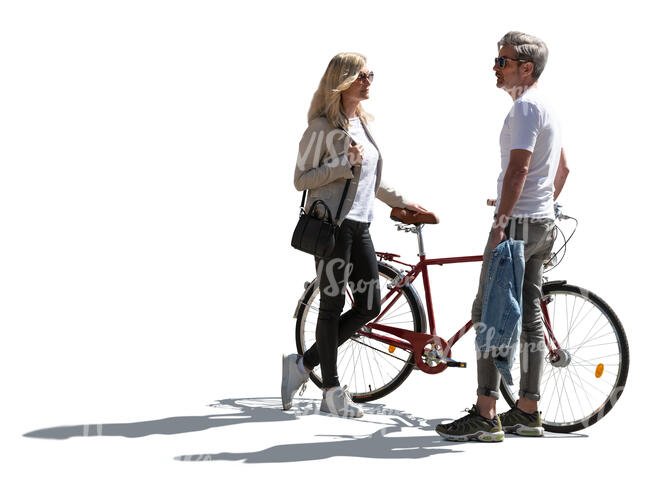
[390,207,440,225]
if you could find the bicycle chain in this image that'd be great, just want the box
[349,337,416,366]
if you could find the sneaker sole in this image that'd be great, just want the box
[319,407,364,419]
[320,397,364,418]
[437,430,504,442]
[281,354,292,410]
[504,424,544,437]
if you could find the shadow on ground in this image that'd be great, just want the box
[24,397,433,439]
[175,420,460,463]
[23,397,586,463]
[24,397,303,439]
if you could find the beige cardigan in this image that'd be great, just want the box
[293,116,409,225]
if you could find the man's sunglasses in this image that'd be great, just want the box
[494,56,529,68]
[357,71,374,82]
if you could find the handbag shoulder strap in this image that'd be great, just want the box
[335,169,353,220]
[300,189,307,210]
[298,167,354,217]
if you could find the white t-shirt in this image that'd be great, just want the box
[495,87,562,219]
[345,117,379,223]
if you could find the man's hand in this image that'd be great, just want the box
[489,226,507,251]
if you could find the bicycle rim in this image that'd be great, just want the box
[501,283,629,432]
[296,262,423,401]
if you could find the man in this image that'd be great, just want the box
[436,31,570,442]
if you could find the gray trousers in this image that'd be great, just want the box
[471,217,555,401]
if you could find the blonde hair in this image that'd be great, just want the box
[307,52,374,129]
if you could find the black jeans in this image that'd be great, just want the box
[302,218,381,388]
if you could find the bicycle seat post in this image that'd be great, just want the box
[416,224,426,257]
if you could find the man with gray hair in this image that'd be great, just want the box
[436,31,571,442]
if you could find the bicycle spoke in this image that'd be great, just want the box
[565,365,586,421]
[553,369,570,422]
[501,285,628,431]
[338,341,355,381]
[571,352,621,369]
[571,362,596,415]
[571,361,618,381]
[360,338,406,371]
[556,301,593,348]
[377,319,418,325]
[563,294,586,346]
[540,364,556,408]
[381,299,410,320]
[363,337,384,389]
[568,330,615,350]
[569,319,611,349]
[567,362,610,398]
[381,309,415,321]
[567,294,578,350]
[566,305,601,351]
[369,342,404,373]
[363,343,375,392]
[357,342,368,393]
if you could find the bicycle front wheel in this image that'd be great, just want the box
[295,260,425,402]
[500,282,629,432]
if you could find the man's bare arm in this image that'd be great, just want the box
[554,147,570,201]
[495,149,532,228]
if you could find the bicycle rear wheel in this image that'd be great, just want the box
[295,261,425,402]
[500,282,629,432]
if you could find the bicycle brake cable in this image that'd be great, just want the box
[545,216,578,272]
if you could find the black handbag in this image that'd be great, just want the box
[291,167,355,259]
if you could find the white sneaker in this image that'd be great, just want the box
[281,353,309,410]
[320,386,364,418]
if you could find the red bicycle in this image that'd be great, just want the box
[294,205,629,432]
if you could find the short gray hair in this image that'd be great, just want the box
[498,31,548,80]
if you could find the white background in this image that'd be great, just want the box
[1,0,648,486]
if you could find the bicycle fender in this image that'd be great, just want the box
[543,279,568,287]
[293,279,317,319]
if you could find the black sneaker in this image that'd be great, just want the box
[435,405,504,442]
[498,403,544,437]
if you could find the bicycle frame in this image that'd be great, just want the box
[354,226,563,375]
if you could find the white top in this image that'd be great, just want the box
[495,87,562,219]
[345,117,379,223]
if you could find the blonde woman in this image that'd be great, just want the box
[282,53,429,417]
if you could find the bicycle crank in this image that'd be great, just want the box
[424,349,467,368]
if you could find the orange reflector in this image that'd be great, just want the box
[595,363,604,378]
[388,345,396,354]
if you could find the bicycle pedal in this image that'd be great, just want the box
[444,359,467,368]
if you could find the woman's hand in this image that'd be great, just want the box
[404,203,429,214]
[347,143,364,167]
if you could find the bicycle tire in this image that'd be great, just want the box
[295,260,426,402]
[499,282,629,433]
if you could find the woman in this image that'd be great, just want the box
[282,52,430,417]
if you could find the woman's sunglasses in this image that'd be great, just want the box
[357,71,374,82]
